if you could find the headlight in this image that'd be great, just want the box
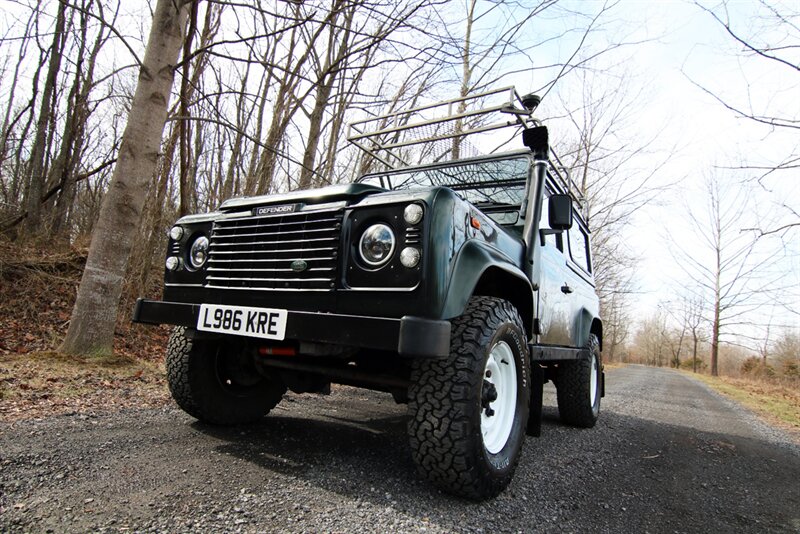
[404,203,423,225]
[359,224,395,266]
[189,235,209,269]
[169,226,184,241]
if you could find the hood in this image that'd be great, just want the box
[218,183,387,212]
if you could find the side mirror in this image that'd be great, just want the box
[548,194,573,230]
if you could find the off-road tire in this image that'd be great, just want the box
[556,333,601,428]
[407,297,530,500]
[166,327,286,425]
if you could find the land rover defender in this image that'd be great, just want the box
[133,87,604,500]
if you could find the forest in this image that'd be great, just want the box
[0,0,797,387]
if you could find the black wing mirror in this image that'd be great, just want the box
[539,194,573,246]
[548,194,573,230]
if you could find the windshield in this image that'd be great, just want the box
[359,157,530,228]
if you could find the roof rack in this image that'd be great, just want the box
[347,86,585,207]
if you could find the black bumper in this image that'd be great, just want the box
[132,298,451,358]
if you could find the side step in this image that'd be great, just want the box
[529,344,588,361]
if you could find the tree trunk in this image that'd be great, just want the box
[22,0,69,238]
[298,79,333,190]
[60,0,190,357]
[711,303,720,376]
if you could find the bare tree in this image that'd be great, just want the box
[694,0,799,235]
[60,0,191,356]
[21,0,70,238]
[633,308,669,367]
[683,294,706,373]
[671,173,781,376]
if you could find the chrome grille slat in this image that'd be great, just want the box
[209,236,338,248]
[207,256,335,264]
[207,267,334,273]
[211,226,337,240]
[209,246,335,255]
[212,217,339,233]
[205,208,342,290]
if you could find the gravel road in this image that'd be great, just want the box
[1,365,799,533]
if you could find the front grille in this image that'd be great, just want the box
[206,208,343,290]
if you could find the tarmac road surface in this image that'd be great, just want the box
[1,365,798,533]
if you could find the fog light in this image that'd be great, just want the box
[404,203,423,225]
[169,226,184,241]
[400,247,420,268]
[165,256,180,271]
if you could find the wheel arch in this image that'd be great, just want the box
[440,241,534,338]
[590,317,603,352]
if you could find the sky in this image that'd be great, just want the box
[529,0,800,337]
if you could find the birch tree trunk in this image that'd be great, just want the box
[60,0,190,357]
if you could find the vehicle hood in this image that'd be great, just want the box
[218,183,387,212]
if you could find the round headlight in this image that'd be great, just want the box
[400,247,421,268]
[169,226,184,241]
[189,235,209,269]
[165,256,180,271]
[404,204,423,225]
[359,224,395,266]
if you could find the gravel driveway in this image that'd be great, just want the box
[1,365,799,533]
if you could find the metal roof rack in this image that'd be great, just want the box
[347,86,585,207]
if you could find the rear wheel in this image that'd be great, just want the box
[407,297,530,500]
[556,333,601,428]
[166,327,286,425]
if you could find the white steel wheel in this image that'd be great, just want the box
[590,353,598,407]
[407,297,530,500]
[481,340,518,454]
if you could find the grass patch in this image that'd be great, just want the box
[688,372,800,434]
[0,351,168,421]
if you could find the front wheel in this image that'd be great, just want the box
[556,333,602,428]
[166,327,286,425]
[407,297,531,500]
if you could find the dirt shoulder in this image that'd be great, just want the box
[0,351,169,423]
[682,370,800,442]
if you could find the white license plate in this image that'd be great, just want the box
[197,304,288,340]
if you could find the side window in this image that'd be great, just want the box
[567,218,591,273]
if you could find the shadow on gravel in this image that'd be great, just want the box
[2,395,800,533]
[192,409,429,501]
[185,395,800,533]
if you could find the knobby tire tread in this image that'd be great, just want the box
[165,327,285,426]
[407,297,528,500]
[556,333,600,428]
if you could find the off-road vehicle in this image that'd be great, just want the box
[134,87,604,500]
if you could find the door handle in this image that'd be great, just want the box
[561,283,573,294]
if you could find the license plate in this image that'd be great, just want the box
[197,304,288,340]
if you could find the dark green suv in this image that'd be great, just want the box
[134,88,603,500]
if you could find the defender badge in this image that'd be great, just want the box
[290,259,308,272]
[253,204,298,216]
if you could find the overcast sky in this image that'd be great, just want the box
[536,0,799,335]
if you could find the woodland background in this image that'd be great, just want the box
[0,0,798,387]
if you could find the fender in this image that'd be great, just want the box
[572,309,603,350]
[439,240,534,337]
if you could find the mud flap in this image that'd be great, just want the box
[526,363,544,437]
[601,370,605,398]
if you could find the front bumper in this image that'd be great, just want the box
[132,298,451,358]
